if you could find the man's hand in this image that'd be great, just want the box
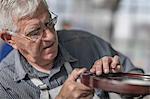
[90,55,121,75]
[56,68,94,99]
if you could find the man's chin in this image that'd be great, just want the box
[40,48,58,64]
[34,57,55,66]
[42,54,57,62]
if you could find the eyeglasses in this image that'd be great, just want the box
[7,11,58,41]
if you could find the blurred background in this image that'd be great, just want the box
[46,0,150,75]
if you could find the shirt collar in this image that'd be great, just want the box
[13,50,27,81]
[13,43,78,81]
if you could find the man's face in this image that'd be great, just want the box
[12,5,58,66]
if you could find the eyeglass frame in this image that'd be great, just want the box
[6,11,58,41]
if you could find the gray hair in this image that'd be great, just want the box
[0,0,48,35]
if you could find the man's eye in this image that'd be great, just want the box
[27,28,41,37]
[31,31,40,36]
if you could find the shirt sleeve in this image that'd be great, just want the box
[95,36,144,73]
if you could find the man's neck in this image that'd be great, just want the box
[28,61,54,74]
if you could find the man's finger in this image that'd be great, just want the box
[111,55,120,69]
[91,59,103,75]
[111,65,121,73]
[102,56,112,73]
[68,68,87,81]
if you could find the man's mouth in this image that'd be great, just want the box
[43,42,55,49]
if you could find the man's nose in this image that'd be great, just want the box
[42,28,55,40]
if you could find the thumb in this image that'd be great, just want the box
[68,68,87,81]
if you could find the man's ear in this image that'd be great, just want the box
[0,32,17,49]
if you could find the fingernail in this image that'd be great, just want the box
[96,71,101,75]
[104,69,109,73]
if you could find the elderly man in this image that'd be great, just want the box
[0,0,143,99]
